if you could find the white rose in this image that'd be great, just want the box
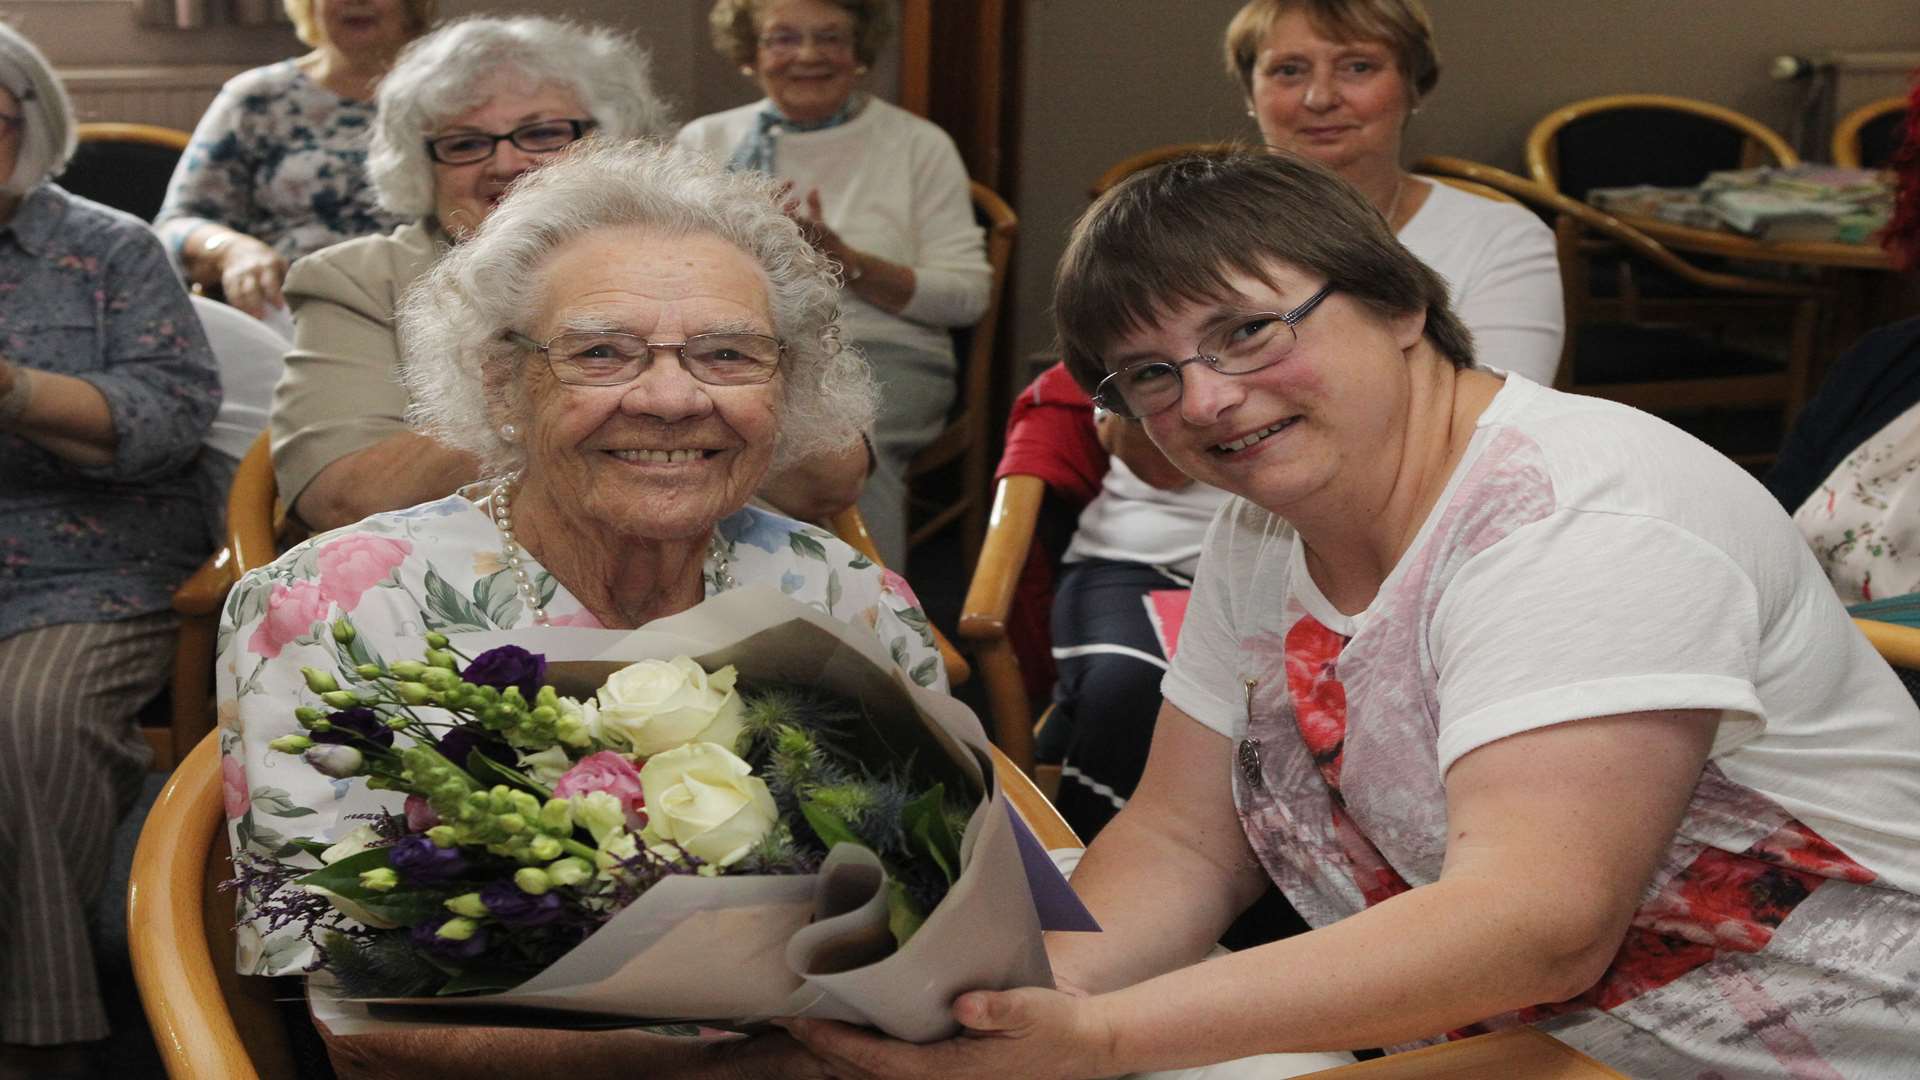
[594,657,745,757]
[571,790,629,845]
[639,742,777,868]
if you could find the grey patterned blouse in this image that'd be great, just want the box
[155,60,407,262]
[1,184,221,640]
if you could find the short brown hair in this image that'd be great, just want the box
[1223,0,1439,103]
[708,0,896,68]
[1054,148,1473,395]
[283,0,436,48]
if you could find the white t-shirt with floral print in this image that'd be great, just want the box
[216,495,944,975]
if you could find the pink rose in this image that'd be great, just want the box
[247,580,331,659]
[222,755,250,819]
[314,535,412,612]
[404,794,440,832]
[554,750,647,830]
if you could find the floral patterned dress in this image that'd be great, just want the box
[1791,399,1920,603]
[218,495,943,975]
[156,60,407,264]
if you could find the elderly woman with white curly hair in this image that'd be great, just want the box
[218,139,938,1078]
[272,15,670,533]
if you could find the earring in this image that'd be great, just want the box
[740,64,755,77]
[499,422,519,443]
[1246,108,1256,118]
[855,64,869,76]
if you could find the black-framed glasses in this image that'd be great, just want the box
[758,28,854,55]
[503,329,785,388]
[425,118,596,166]
[1091,285,1335,419]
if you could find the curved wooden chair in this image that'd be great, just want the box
[1833,95,1908,170]
[1087,141,1241,199]
[904,181,1018,568]
[1525,93,1797,198]
[65,122,192,222]
[1417,155,1826,466]
[955,473,1052,775]
[130,728,1074,1078]
[1855,617,1920,670]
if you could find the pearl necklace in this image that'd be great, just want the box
[486,478,735,627]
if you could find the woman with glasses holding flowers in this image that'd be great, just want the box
[787,151,1920,1080]
[0,24,218,1076]
[156,0,437,320]
[678,0,990,567]
[222,139,937,1078]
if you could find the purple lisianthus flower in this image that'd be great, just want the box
[435,724,513,773]
[410,915,488,960]
[310,706,395,748]
[481,881,565,928]
[461,645,547,701]
[387,835,467,884]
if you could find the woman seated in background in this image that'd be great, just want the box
[225,140,933,1078]
[1767,75,1920,606]
[271,14,668,533]
[155,0,434,319]
[678,0,991,568]
[0,25,219,1077]
[790,150,1920,1080]
[1045,0,1563,839]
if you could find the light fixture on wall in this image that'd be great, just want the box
[1770,50,1920,159]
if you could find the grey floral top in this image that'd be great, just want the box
[155,60,406,263]
[217,495,945,972]
[0,184,220,641]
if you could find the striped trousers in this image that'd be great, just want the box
[0,615,171,1046]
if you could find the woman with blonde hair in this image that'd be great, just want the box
[156,0,435,318]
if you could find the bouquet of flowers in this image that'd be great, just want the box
[234,588,1070,1040]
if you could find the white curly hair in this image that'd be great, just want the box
[366,15,671,219]
[398,138,877,478]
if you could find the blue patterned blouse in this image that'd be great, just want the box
[0,184,221,641]
[155,60,407,262]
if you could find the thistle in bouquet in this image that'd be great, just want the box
[234,617,973,999]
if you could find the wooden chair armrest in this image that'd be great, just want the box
[1855,618,1920,671]
[174,548,237,618]
[958,475,1046,643]
[129,732,266,1080]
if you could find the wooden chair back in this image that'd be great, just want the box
[1088,141,1243,200]
[1833,95,1909,170]
[1416,155,1826,466]
[903,181,1018,568]
[66,122,191,222]
[1525,94,1797,198]
[129,732,299,1079]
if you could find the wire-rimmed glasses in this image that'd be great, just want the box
[757,28,854,56]
[502,329,785,388]
[425,119,596,166]
[1091,285,1335,419]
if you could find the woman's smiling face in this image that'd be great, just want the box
[751,0,861,123]
[511,227,783,543]
[1118,261,1423,517]
[1246,9,1412,177]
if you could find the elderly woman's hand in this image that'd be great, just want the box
[781,188,856,267]
[215,233,290,318]
[780,986,1115,1080]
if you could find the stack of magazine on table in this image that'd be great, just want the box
[1699,165,1892,244]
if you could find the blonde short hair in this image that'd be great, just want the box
[707,0,895,68]
[282,0,435,48]
[1223,0,1439,103]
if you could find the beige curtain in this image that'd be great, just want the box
[135,0,290,31]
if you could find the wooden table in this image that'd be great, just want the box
[1615,213,1897,272]
[1303,1028,1626,1079]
